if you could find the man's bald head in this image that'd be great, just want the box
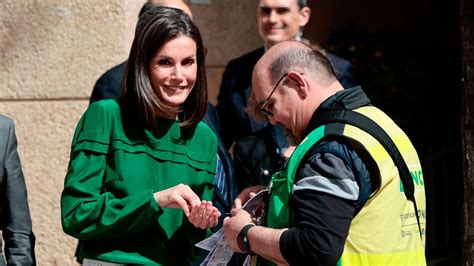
[141,0,193,19]
[253,41,337,88]
[136,0,193,34]
[150,0,193,18]
[252,41,342,142]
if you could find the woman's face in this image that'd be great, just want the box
[149,35,197,108]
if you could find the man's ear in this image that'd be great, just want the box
[287,71,309,98]
[299,7,311,27]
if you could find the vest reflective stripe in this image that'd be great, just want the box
[265,106,426,266]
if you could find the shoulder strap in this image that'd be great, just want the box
[310,109,422,239]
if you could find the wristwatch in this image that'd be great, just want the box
[237,224,255,255]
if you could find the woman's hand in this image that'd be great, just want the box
[188,200,221,229]
[153,184,201,217]
[233,185,267,208]
[153,184,221,228]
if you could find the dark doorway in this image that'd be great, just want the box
[305,0,463,264]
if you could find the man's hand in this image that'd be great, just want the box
[233,185,267,208]
[223,208,254,252]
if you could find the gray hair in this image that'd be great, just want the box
[269,41,337,87]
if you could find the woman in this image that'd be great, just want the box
[61,7,220,265]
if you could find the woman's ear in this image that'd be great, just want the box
[287,71,309,98]
[204,47,208,58]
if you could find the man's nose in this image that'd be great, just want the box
[268,10,277,22]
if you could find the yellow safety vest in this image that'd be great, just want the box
[265,106,426,266]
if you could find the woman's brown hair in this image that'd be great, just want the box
[120,7,207,130]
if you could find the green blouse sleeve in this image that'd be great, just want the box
[61,101,163,240]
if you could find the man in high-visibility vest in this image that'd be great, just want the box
[223,40,426,266]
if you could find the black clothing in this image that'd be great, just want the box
[89,62,126,104]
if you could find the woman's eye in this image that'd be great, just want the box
[158,59,171,66]
[183,58,195,66]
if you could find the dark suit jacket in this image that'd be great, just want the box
[0,115,35,265]
[216,47,354,148]
[89,63,235,227]
[90,62,126,104]
[202,103,236,230]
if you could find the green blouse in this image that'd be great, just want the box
[61,99,217,265]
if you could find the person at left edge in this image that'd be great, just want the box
[61,7,221,265]
[0,115,36,265]
[89,0,236,230]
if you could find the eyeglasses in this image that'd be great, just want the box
[259,73,288,116]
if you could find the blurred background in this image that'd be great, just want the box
[0,0,470,264]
